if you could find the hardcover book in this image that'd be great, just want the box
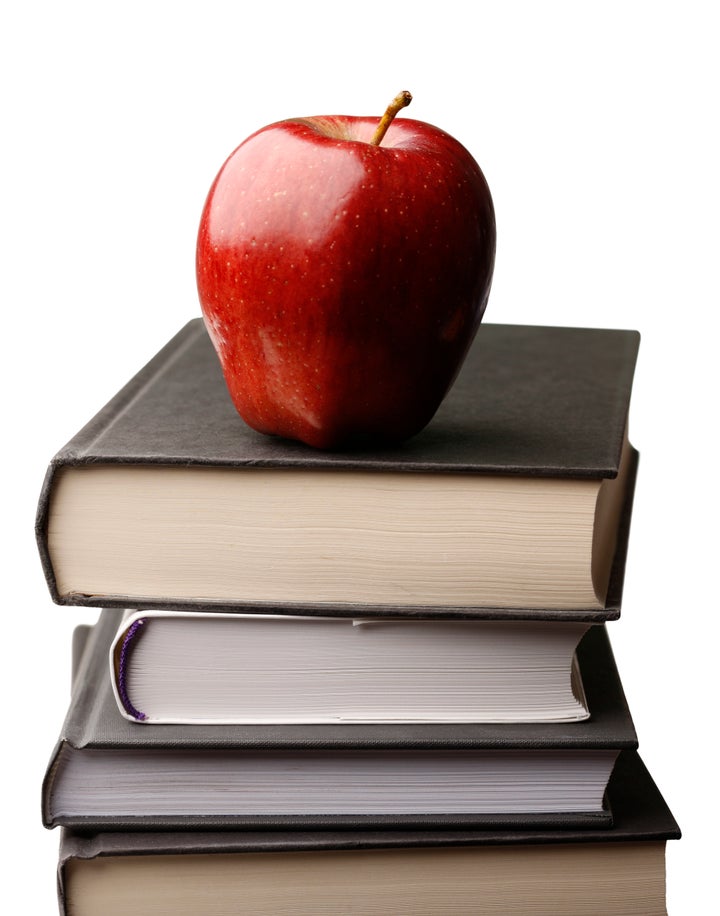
[42,609,637,831]
[111,609,593,724]
[57,751,679,916]
[36,319,640,617]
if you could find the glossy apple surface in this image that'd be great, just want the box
[197,108,495,449]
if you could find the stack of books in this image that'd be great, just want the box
[36,320,680,915]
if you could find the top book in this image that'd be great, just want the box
[36,320,640,618]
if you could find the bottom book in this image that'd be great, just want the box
[58,750,679,916]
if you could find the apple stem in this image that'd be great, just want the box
[370,90,412,146]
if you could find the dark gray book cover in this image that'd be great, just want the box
[42,609,638,831]
[36,320,640,620]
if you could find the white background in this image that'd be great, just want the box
[1,2,717,912]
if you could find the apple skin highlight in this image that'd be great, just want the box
[197,113,496,450]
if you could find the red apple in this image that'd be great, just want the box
[197,92,495,449]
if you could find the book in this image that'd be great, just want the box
[111,609,593,724]
[36,319,640,617]
[42,609,637,831]
[57,750,680,916]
